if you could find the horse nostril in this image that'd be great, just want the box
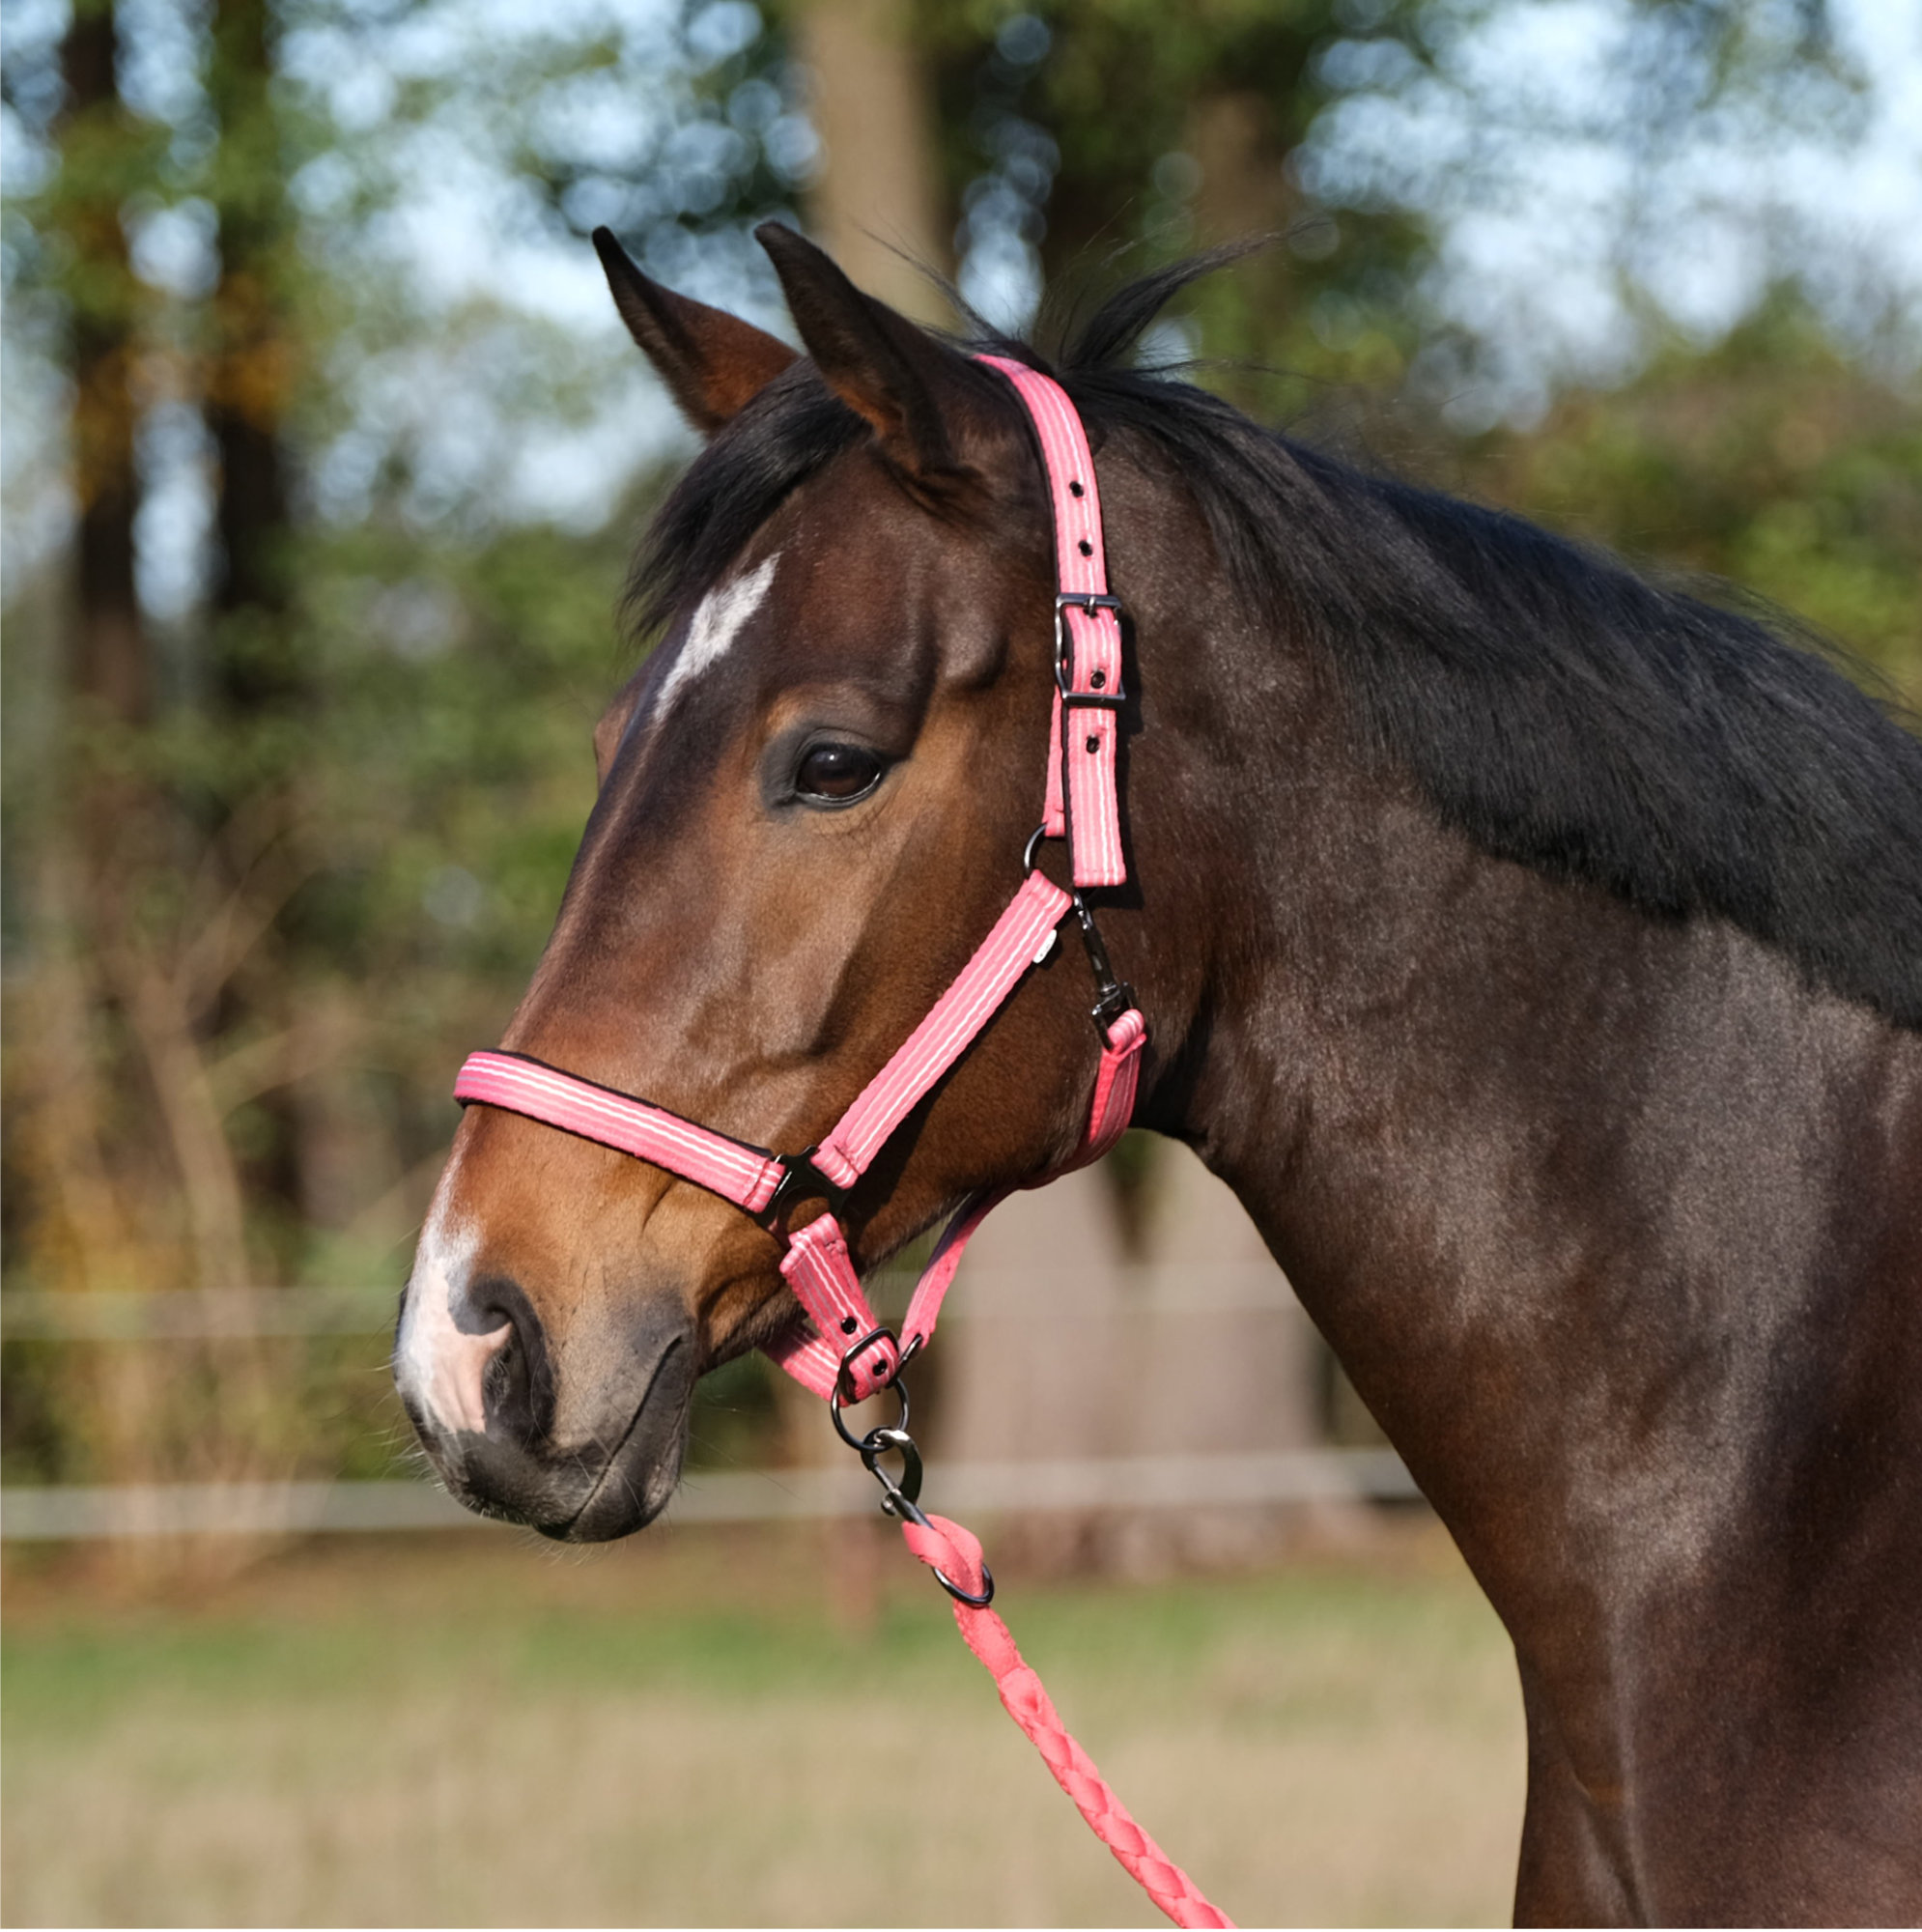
[466,1277,555,1447]
[481,1321,528,1434]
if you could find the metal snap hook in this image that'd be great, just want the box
[859,1424,923,1508]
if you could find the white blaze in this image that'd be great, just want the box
[654,552,779,719]
[395,1211,508,1437]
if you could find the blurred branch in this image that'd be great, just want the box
[103,936,251,1293]
[176,820,316,1026]
[340,1146,452,1254]
[207,1005,368,1118]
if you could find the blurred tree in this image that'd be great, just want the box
[1,0,828,1510]
[58,0,151,728]
[195,0,316,1268]
[3,0,144,1380]
[1,0,1912,1534]
[1,0,243,1515]
[914,0,1427,398]
[1459,302,1922,699]
[793,0,951,318]
[207,0,295,689]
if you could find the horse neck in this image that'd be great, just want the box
[1133,567,1922,1780]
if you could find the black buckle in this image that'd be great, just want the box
[1057,591,1124,620]
[761,1146,846,1231]
[829,1325,903,1416]
[1054,595,1126,708]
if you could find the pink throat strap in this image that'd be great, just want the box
[977,354,1128,891]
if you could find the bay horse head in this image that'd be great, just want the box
[394,225,1186,1539]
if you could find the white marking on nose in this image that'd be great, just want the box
[654,552,779,718]
[396,1216,510,1437]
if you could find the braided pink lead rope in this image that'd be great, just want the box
[898,1511,1234,1929]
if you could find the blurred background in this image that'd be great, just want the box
[2,0,1918,1922]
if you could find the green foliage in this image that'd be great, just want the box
[921,0,1427,392]
[2,0,1913,1515]
[1457,303,1922,699]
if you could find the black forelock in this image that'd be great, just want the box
[627,257,1922,1030]
[628,359,865,640]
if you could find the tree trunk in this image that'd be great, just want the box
[204,0,312,1253]
[1117,1139,1360,1569]
[39,0,152,1290]
[931,1142,1357,1575]
[1185,89,1294,245]
[9,2,188,1536]
[791,0,951,320]
[933,1162,1136,1570]
[60,3,147,727]
[208,0,295,691]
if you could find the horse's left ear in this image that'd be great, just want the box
[756,220,983,484]
[593,227,798,434]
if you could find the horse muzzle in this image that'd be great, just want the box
[394,1242,696,1542]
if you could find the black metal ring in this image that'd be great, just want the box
[828,1333,907,1449]
[882,1487,996,1605]
[1021,824,1049,876]
[933,1559,996,1608]
[759,1146,847,1235]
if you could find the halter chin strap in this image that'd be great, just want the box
[452,356,1143,1405]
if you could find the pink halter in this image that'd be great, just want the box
[451,359,1236,1929]
[454,355,1145,1405]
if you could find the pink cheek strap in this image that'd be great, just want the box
[976,353,1127,892]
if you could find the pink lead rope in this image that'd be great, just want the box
[901,1511,1233,1931]
[451,355,1232,1929]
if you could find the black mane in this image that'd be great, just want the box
[635,263,1922,1032]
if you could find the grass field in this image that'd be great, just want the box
[3,1520,1524,1927]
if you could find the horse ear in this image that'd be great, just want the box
[755,220,975,482]
[593,228,798,435]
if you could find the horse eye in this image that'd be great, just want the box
[796,743,884,803]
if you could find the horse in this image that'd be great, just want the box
[394,220,1922,1924]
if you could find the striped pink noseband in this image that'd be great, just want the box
[453,356,1146,1409]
